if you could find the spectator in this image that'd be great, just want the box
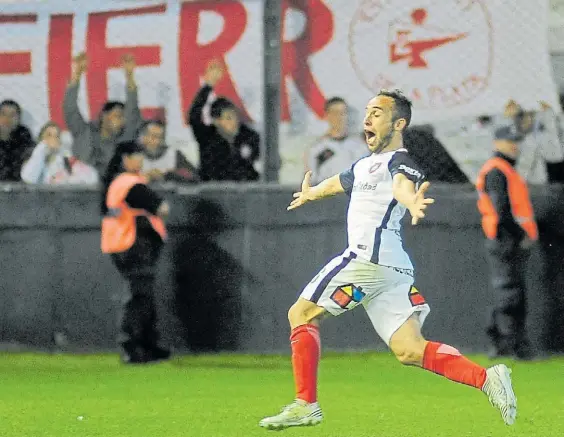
[531,102,564,183]
[21,121,98,185]
[188,60,260,182]
[64,52,142,175]
[304,97,367,184]
[0,99,34,181]
[138,120,199,184]
[501,100,564,182]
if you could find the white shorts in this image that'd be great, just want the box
[300,249,431,346]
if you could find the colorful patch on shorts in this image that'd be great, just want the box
[408,285,426,306]
[330,284,365,309]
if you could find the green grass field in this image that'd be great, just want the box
[1,352,562,437]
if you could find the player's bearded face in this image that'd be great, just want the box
[363,101,395,153]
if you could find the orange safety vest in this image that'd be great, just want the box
[475,157,538,241]
[101,173,167,254]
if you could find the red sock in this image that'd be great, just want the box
[423,341,486,389]
[290,324,320,403]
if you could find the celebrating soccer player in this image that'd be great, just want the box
[259,90,517,430]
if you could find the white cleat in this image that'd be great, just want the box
[259,400,323,430]
[482,364,517,425]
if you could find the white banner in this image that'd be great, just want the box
[0,0,558,183]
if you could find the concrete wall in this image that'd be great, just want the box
[0,183,563,354]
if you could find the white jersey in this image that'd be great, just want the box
[339,148,425,270]
[306,134,368,184]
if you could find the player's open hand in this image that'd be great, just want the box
[409,181,435,225]
[287,171,313,211]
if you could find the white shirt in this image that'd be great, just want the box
[21,142,99,185]
[306,134,368,184]
[339,149,425,270]
[142,146,177,173]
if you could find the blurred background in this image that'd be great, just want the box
[1,0,564,357]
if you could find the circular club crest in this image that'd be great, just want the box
[348,0,493,109]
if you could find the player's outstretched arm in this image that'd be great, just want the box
[392,174,435,225]
[287,171,344,211]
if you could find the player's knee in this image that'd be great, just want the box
[288,300,322,329]
[287,303,306,327]
[391,342,425,366]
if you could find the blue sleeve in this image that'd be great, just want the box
[388,152,425,185]
[339,166,355,196]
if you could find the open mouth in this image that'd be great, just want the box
[364,130,376,142]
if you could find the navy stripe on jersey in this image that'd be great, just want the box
[339,169,354,196]
[339,157,364,196]
[310,252,357,303]
[370,199,398,264]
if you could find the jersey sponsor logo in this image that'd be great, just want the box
[352,181,378,192]
[398,164,423,179]
[330,283,365,309]
[408,285,426,306]
[369,162,382,173]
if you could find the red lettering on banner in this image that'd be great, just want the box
[179,1,250,122]
[281,0,333,121]
[0,14,37,75]
[48,15,74,128]
[86,5,165,119]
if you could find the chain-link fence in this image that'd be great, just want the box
[0,0,563,184]
[312,0,564,185]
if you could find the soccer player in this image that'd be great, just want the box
[259,90,517,430]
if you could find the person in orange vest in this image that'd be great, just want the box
[476,124,538,360]
[101,140,171,364]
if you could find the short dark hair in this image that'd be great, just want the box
[100,101,124,115]
[138,119,166,137]
[211,97,237,119]
[324,97,346,112]
[101,140,144,216]
[0,99,21,118]
[378,89,412,129]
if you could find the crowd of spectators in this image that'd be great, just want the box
[0,55,261,188]
[3,52,564,188]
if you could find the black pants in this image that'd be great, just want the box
[485,239,530,352]
[111,234,163,356]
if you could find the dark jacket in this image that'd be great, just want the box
[188,85,259,182]
[0,125,34,181]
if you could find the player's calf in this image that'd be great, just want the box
[389,315,427,366]
[390,316,487,388]
[390,338,426,366]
